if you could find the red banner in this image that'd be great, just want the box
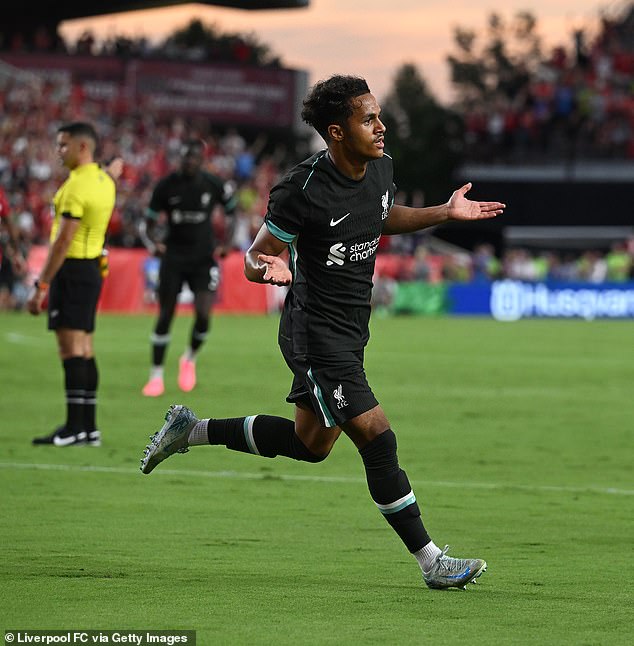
[132,59,298,126]
[27,247,270,314]
[1,53,305,129]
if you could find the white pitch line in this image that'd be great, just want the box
[0,462,632,496]
[4,332,49,346]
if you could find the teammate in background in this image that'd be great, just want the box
[140,76,505,590]
[140,140,237,397]
[28,122,120,447]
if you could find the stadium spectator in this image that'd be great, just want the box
[576,250,608,283]
[29,122,119,447]
[140,139,237,398]
[139,74,505,591]
[410,244,432,281]
[605,241,632,282]
[472,243,502,282]
[442,253,472,283]
[550,252,581,282]
[503,248,539,281]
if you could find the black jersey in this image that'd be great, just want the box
[149,170,234,260]
[265,150,395,355]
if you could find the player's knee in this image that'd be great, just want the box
[298,445,329,463]
[358,429,399,474]
[292,434,331,463]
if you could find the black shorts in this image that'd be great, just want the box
[48,258,102,332]
[0,253,15,291]
[158,255,220,302]
[280,337,378,428]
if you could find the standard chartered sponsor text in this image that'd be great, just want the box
[349,236,381,261]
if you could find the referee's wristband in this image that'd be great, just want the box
[34,279,49,292]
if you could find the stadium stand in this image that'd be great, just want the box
[0,7,633,311]
[461,3,634,163]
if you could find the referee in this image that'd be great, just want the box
[29,122,118,447]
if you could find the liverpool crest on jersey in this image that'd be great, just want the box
[381,190,390,219]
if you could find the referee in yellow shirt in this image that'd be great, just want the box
[28,122,118,446]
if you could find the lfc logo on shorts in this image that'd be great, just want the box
[333,384,348,409]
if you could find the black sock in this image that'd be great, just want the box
[63,357,87,434]
[84,357,98,432]
[152,343,168,368]
[359,429,431,553]
[150,331,170,367]
[191,319,209,354]
[207,415,325,463]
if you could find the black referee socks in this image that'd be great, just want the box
[63,356,87,433]
[84,357,98,432]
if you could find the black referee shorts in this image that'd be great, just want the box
[48,258,102,332]
[280,337,379,428]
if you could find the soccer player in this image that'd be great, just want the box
[29,122,118,447]
[140,140,237,397]
[140,76,505,590]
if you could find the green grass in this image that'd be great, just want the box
[1,312,633,645]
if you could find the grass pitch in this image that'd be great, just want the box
[1,312,632,645]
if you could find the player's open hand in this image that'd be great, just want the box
[447,183,505,221]
[258,254,292,286]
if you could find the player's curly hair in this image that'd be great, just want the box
[301,75,371,141]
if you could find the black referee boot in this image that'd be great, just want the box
[32,425,87,446]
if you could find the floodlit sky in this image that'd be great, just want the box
[60,0,613,103]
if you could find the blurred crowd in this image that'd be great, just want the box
[0,68,293,309]
[373,241,634,286]
[2,11,634,311]
[1,20,281,68]
[462,8,634,162]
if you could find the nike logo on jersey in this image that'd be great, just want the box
[330,213,350,227]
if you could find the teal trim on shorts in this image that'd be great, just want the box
[307,368,336,428]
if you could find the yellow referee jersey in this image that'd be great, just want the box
[50,162,116,259]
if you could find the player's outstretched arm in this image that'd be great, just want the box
[244,223,292,286]
[383,183,505,235]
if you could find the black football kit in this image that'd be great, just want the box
[149,170,236,296]
[265,150,395,426]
